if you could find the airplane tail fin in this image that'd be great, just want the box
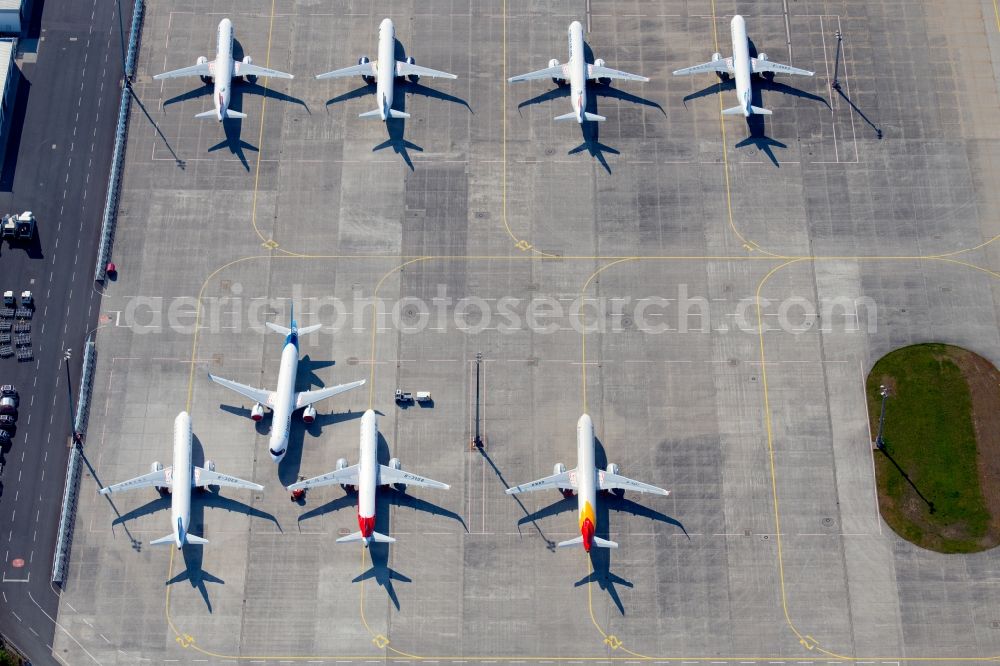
[592,536,619,549]
[556,535,584,548]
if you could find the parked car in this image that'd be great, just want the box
[0,385,16,400]
[0,414,15,432]
[0,396,16,414]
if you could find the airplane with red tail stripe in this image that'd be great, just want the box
[288,409,449,547]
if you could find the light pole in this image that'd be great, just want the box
[473,352,483,448]
[874,384,889,450]
[63,348,78,442]
[832,29,843,91]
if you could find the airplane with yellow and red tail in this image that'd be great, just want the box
[506,414,670,551]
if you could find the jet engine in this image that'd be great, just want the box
[388,457,405,491]
[197,459,216,490]
[197,56,211,84]
[712,52,729,80]
[549,58,565,85]
[404,55,419,82]
[250,403,264,421]
[358,55,375,84]
[593,58,610,84]
[302,405,317,424]
[151,461,169,494]
[336,457,353,491]
[606,462,624,496]
[554,462,574,497]
[242,55,256,82]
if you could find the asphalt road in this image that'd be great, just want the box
[0,0,131,662]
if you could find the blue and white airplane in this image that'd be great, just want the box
[208,309,366,462]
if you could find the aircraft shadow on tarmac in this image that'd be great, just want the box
[509,437,686,615]
[104,435,279,612]
[323,38,471,171]
[161,39,308,171]
[295,432,466,610]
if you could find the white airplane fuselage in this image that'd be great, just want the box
[169,412,195,549]
[211,18,236,121]
[729,15,754,117]
[356,409,380,545]
[565,21,588,123]
[574,414,599,551]
[268,339,299,462]
[374,18,397,120]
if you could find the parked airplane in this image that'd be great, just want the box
[508,20,648,123]
[208,308,365,463]
[99,412,263,548]
[672,14,813,116]
[506,414,669,551]
[154,18,294,121]
[315,18,457,121]
[288,409,448,547]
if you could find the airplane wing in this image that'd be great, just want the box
[99,467,171,495]
[587,64,649,82]
[672,57,733,76]
[193,466,264,491]
[234,61,294,79]
[378,465,449,489]
[508,64,567,83]
[208,373,275,408]
[287,465,360,491]
[316,62,377,80]
[598,470,670,496]
[294,379,366,409]
[751,58,813,77]
[154,61,213,80]
[395,60,457,79]
[505,469,577,495]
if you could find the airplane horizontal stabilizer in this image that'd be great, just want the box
[721,105,748,116]
[359,109,383,119]
[592,536,619,549]
[584,112,606,122]
[389,109,410,119]
[265,322,292,336]
[336,531,396,544]
[194,110,219,119]
[149,534,176,546]
[296,323,323,336]
[556,535,583,548]
[553,111,579,121]
[749,105,772,115]
[185,534,209,545]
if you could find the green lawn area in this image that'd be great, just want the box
[867,343,998,553]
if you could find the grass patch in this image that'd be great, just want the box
[867,343,1000,553]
